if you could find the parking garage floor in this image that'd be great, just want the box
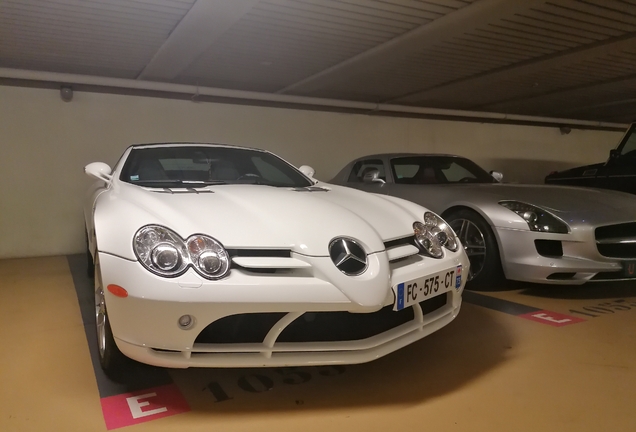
[1,255,635,432]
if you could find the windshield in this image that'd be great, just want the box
[120,146,313,188]
[617,123,636,158]
[391,156,496,184]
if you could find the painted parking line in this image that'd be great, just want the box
[67,254,189,429]
[462,290,585,327]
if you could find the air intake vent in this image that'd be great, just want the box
[535,240,563,257]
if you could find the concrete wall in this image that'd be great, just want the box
[0,85,624,258]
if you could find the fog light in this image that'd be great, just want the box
[178,314,194,329]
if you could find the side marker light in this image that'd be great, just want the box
[107,284,128,298]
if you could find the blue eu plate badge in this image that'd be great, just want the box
[396,283,405,310]
[455,265,462,289]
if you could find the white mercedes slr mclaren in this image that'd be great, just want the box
[84,143,468,374]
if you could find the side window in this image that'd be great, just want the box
[393,164,419,181]
[347,159,386,182]
[251,156,295,185]
[441,162,477,182]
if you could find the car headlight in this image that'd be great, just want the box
[414,212,459,258]
[133,225,230,279]
[187,235,230,279]
[499,201,569,234]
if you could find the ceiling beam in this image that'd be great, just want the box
[137,0,259,81]
[479,74,636,116]
[390,34,636,105]
[277,0,544,95]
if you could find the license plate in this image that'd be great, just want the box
[393,265,462,311]
[623,261,636,278]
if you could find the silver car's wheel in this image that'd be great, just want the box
[446,209,503,287]
[449,218,486,281]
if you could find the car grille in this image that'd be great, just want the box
[595,222,636,258]
[194,292,448,344]
[384,236,421,262]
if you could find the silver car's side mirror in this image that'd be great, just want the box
[85,162,113,182]
[299,165,315,178]
[490,171,503,182]
[362,169,386,184]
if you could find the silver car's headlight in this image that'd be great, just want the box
[414,212,459,258]
[133,225,230,279]
[499,201,569,234]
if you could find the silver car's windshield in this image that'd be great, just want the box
[390,156,496,185]
[120,146,312,188]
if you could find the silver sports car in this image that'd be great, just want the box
[331,153,636,286]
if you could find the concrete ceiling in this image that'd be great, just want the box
[1,0,636,123]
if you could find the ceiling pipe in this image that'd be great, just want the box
[0,67,627,130]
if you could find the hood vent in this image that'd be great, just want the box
[384,236,419,262]
[151,188,215,194]
[293,186,329,192]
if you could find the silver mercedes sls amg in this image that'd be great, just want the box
[331,153,636,286]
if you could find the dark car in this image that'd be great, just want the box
[545,123,636,194]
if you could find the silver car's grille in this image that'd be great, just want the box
[595,223,636,258]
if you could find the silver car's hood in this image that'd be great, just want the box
[451,184,636,212]
[435,183,636,226]
[380,182,636,229]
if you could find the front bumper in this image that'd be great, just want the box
[496,227,625,285]
[98,249,466,368]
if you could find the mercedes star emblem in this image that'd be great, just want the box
[329,237,368,276]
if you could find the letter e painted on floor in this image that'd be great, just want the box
[126,392,168,418]
[518,310,585,327]
[100,383,190,430]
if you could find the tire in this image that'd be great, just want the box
[86,230,94,278]
[94,258,128,378]
[444,209,503,288]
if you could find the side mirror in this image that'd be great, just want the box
[362,169,386,184]
[85,162,113,182]
[299,165,315,178]
[609,149,620,160]
[490,171,503,182]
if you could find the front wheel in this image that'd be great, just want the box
[445,209,503,288]
[95,258,128,377]
[86,230,94,278]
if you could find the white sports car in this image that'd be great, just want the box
[84,143,468,373]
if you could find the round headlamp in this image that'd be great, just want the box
[151,243,181,271]
[187,235,230,279]
[134,226,189,276]
[414,212,459,258]
[414,221,443,258]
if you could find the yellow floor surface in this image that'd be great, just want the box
[1,256,635,431]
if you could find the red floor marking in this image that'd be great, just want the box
[518,310,586,327]
[100,383,190,430]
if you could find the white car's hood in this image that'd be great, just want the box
[95,181,422,258]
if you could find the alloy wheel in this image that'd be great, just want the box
[449,218,486,281]
[95,264,106,359]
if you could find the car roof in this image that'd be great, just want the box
[355,153,465,160]
[129,142,266,152]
